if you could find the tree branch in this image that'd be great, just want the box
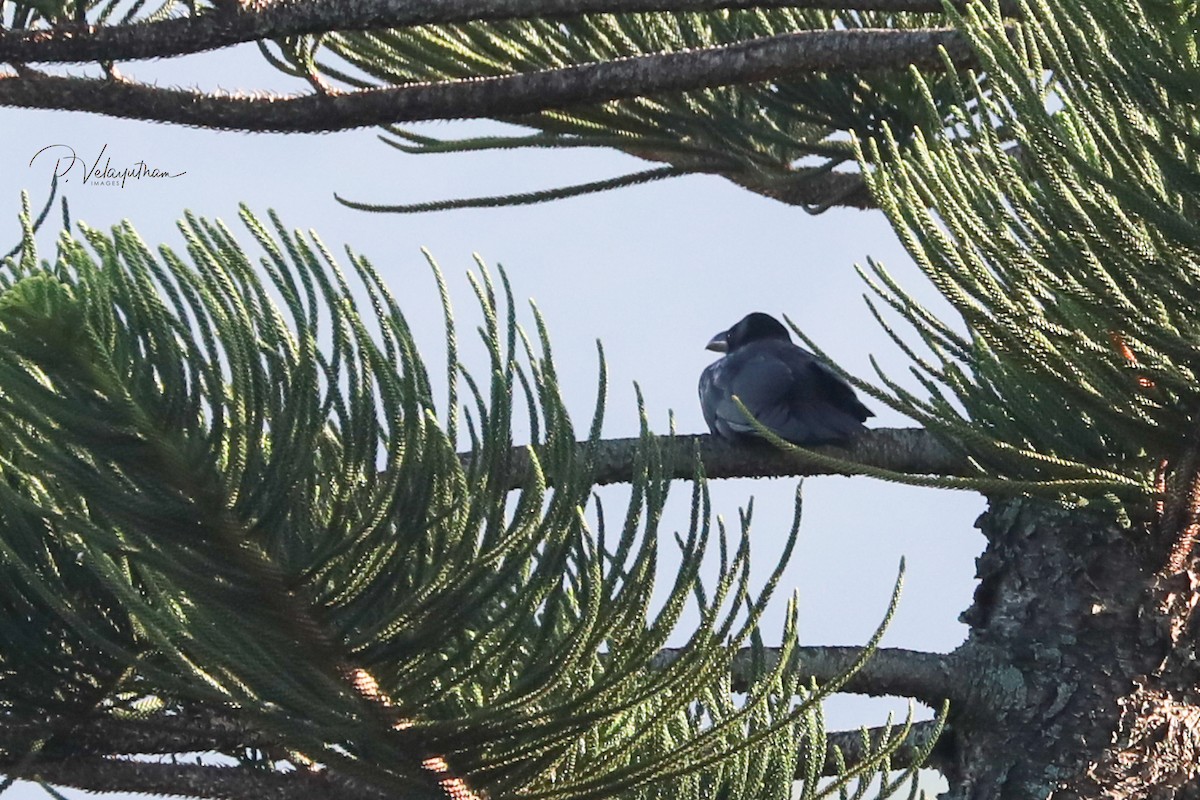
[821,719,948,776]
[0,28,976,131]
[5,717,948,793]
[6,758,396,800]
[470,427,968,490]
[784,646,958,705]
[0,711,276,758]
[1,0,1019,64]
[650,644,966,710]
[4,656,957,791]
[742,170,873,211]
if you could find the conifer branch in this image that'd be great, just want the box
[0,212,880,800]
[782,646,958,706]
[742,171,873,211]
[652,645,968,710]
[0,712,272,757]
[3,758,394,800]
[0,28,976,130]
[0,0,1019,64]
[1,719,948,788]
[472,427,968,490]
[0,704,950,780]
[822,719,947,775]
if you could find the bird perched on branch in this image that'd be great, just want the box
[699,312,873,446]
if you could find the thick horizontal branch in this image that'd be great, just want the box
[0,711,276,758]
[8,720,947,795]
[677,641,1028,720]
[0,28,976,131]
[821,719,947,776]
[785,646,959,705]
[471,427,968,490]
[6,758,398,800]
[1,0,1019,64]
[4,664,954,793]
[750,170,872,210]
[649,644,962,708]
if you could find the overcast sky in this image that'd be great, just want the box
[1,41,985,799]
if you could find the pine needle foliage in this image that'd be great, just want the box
[842,0,1200,510]
[0,206,913,798]
[3,0,181,28]
[276,0,1200,512]
[270,8,973,212]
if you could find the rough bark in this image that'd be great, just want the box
[466,427,968,489]
[0,29,976,132]
[0,0,1020,64]
[934,498,1200,799]
[5,757,397,800]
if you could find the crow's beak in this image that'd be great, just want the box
[705,332,729,353]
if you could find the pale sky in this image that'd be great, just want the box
[1,41,984,799]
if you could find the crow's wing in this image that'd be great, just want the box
[701,347,803,438]
[809,360,874,422]
[700,364,715,433]
[701,343,870,444]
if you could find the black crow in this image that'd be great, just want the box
[699,312,873,445]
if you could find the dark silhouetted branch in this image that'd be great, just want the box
[821,719,947,776]
[0,0,1020,64]
[0,28,976,131]
[4,758,398,800]
[1,711,275,758]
